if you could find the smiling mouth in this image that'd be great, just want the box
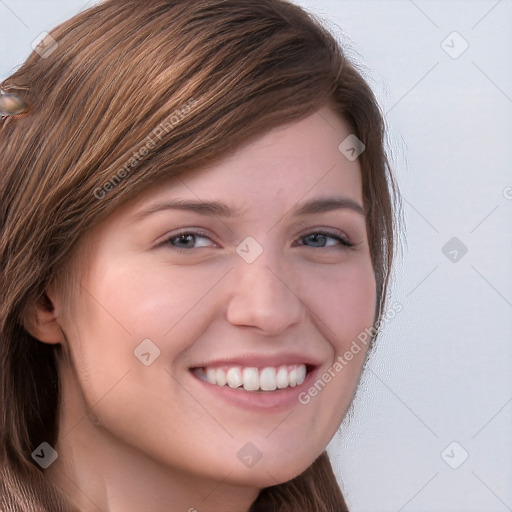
[191,364,312,392]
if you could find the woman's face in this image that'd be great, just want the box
[52,105,376,489]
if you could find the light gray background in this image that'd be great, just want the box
[1,1,511,511]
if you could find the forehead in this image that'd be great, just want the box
[128,105,363,218]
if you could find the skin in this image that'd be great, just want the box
[31,105,376,512]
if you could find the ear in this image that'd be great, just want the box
[24,290,64,345]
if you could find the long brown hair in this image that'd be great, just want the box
[0,0,399,510]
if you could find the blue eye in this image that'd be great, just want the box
[160,229,353,251]
[300,231,353,249]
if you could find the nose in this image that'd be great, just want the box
[225,254,305,336]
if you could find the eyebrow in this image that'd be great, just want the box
[131,196,365,221]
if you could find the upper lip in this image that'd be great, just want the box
[190,353,323,369]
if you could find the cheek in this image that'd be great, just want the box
[337,262,376,342]
[327,259,376,388]
[63,259,223,392]
[302,257,376,351]
[297,258,376,430]
[75,257,217,340]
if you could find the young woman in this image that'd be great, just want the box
[0,0,399,510]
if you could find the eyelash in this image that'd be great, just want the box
[160,228,354,252]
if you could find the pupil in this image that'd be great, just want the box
[308,234,326,247]
[176,234,194,247]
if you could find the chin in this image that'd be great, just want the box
[227,449,320,488]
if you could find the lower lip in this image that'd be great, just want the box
[189,367,318,412]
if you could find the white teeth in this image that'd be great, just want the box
[226,367,243,389]
[288,368,298,387]
[259,367,277,390]
[206,367,217,384]
[296,364,307,385]
[195,364,308,391]
[216,368,227,387]
[276,366,289,389]
[242,367,259,391]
